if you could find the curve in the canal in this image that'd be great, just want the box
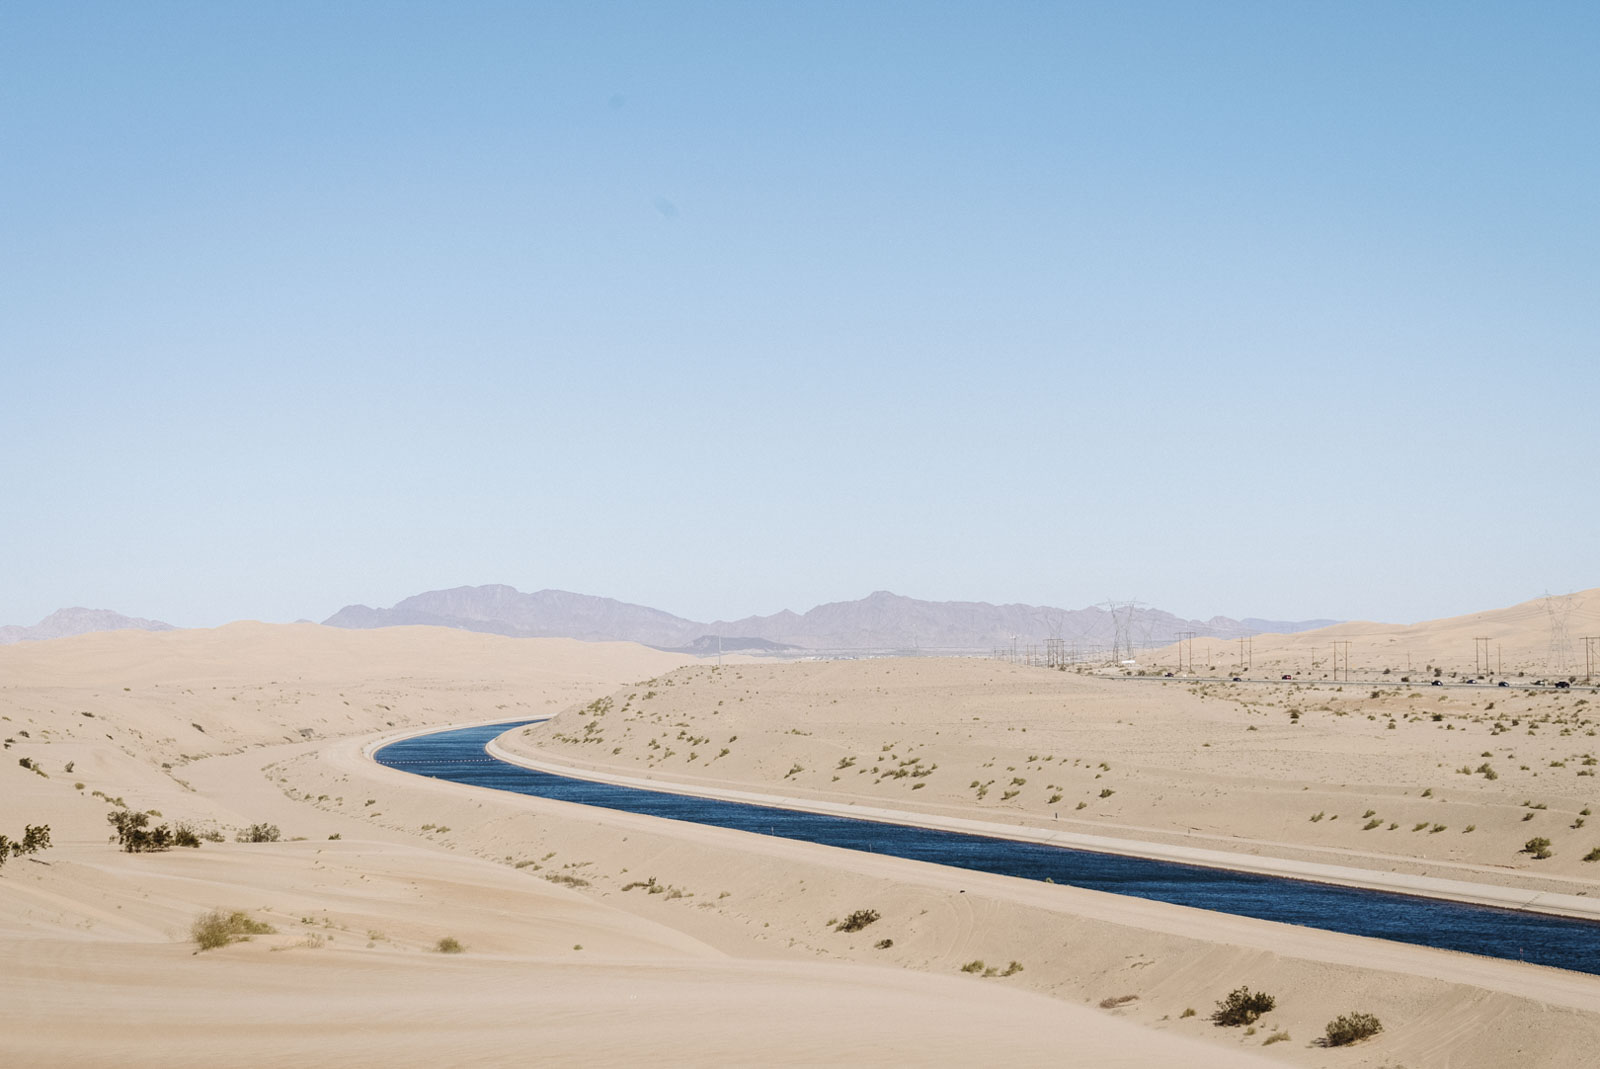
[375,720,1600,976]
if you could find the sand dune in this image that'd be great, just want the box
[1145,587,1600,679]
[5,617,1599,1066]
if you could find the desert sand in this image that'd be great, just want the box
[4,606,1599,1066]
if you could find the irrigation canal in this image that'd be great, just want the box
[376,720,1600,977]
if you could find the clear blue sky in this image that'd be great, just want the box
[3,2,1596,629]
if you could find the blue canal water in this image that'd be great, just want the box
[376,720,1600,976]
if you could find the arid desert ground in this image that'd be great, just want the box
[4,590,1600,1066]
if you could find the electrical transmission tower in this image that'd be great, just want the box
[1474,637,1491,677]
[1547,592,1576,674]
[1584,636,1599,684]
[1098,600,1141,663]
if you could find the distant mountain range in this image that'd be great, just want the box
[0,607,176,646]
[0,588,1337,653]
[322,585,1337,653]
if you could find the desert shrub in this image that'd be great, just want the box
[1099,994,1138,1008]
[1522,837,1553,859]
[191,909,275,950]
[1323,1012,1383,1046]
[874,938,894,949]
[1211,986,1276,1027]
[0,823,51,869]
[236,823,281,843]
[435,936,464,953]
[835,909,881,932]
[1179,1007,1196,1018]
[544,873,590,888]
[108,810,161,852]
[960,960,986,973]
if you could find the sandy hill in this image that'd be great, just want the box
[6,619,1599,1067]
[1142,588,1600,680]
[1,623,1292,1068]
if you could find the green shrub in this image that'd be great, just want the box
[836,909,881,933]
[0,823,51,869]
[1323,1012,1383,1046]
[1522,837,1553,860]
[435,936,464,953]
[236,823,281,843]
[1211,986,1276,1027]
[191,909,275,950]
[960,959,986,973]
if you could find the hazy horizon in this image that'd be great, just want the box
[5,3,1595,630]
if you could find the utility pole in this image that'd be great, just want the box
[1585,637,1600,684]
[1330,640,1351,682]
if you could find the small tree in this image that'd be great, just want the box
[1211,986,1276,1027]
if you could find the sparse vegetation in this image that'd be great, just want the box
[1322,1012,1383,1046]
[435,936,464,953]
[1211,986,1275,1027]
[107,810,201,853]
[236,823,281,843]
[0,823,51,870]
[191,909,275,950]
[835,908,881,933]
